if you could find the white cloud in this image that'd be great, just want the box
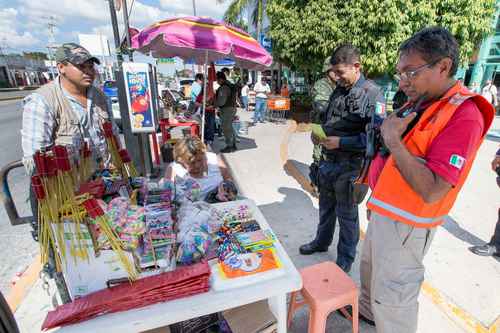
[0,8,40,49]
[128,1,175,27]
[159,0,230,19]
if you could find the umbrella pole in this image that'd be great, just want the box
[201,50,208,143]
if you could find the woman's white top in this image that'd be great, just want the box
[171,152,223,199]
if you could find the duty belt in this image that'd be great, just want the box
[322,151,363,162]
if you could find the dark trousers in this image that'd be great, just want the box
[313,159,360,267]
[204,111,216,142]
[490,208,500,250]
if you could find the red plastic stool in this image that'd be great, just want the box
[287,261,358,333]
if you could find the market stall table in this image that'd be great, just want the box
[49,199,302,333]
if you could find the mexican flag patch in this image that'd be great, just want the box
[375,102,386,116]
[449,154,466,169]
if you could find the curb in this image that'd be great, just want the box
[280,120,500,333]
[5,255,41,313]
[0,96,24,102]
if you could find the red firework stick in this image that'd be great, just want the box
[84,142,92,158]
[119,149,131,163]
[31,175,46,200]
[102,122,113,138]
[46,156,58,177]
[34,151,48,176]
[53,146,71,172]
[82,199,104,219]
[113,136,121,149]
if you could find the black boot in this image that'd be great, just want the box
[299,242,328,255]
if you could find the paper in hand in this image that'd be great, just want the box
[311,124,327,140]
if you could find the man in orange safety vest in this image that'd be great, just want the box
[358,27,494,332]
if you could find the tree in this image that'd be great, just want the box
[23,52,49,61]
[267,0,496,77]
[217,0,266,38]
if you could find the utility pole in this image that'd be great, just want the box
[0,38,14,87]
[46,15,58,80]
[107,0,149,176]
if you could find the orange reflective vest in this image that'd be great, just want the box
[367,83,495,228]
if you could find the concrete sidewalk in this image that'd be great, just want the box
[13,110,499,332]
[285,116,500,332]
[218,111,465,333]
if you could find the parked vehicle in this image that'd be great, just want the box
[102,80,118,103]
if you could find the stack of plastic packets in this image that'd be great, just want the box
[141,202,176,271]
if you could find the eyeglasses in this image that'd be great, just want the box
[394,58,442,82]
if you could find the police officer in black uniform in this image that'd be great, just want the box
[299,44,385,273]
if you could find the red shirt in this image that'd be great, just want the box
[368,99,485,189]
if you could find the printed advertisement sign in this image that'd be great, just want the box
[122,62,157,133]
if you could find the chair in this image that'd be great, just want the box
[287,261,358,333]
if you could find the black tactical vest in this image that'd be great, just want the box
[217,81,237,108]
[323,75,381,155]
[323,76,382,154]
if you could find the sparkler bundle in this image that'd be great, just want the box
[31,145,137,281]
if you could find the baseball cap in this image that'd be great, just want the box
[54,43,100,65]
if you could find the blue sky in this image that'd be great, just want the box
[0,0,231,53]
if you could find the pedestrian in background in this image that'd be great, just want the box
[241,82,249,111]
[215,71,238,153]
[482,79,498,106]
[361,27,494,332]
[253,76,271,123]
[308,56,336,191]
[469,147,500,257]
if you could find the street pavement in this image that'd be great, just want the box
[0,90,31,101]
[0,99,38,296]
[12,108,500,332]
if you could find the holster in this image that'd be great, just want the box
[335,170,369,205]
[309,161,320,187]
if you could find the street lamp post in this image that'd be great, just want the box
[192,0,197,16]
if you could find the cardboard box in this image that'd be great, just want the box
[222,300,277,333]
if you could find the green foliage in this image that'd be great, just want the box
[218,0,265,35]
[267,0,497,76]
[22,51,49,61]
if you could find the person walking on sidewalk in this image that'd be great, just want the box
[309,56,336,190]
[253,76,271,123]
[469,147,500,257]
[241,82,249,111]
[299,44,385,274]
[215,71,238,153]
[360,27,494,332]
[481,79,498,107]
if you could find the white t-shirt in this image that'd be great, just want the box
[241,85,249,97]
[172,152,223,199]
[482,84,498,105]
[254,81,271,99]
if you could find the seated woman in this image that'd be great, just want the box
[164,136,237,202]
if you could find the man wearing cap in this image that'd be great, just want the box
[309,56,337,190]
[21,43,113,174]
[21,43,115,303]
[21,43,114,239]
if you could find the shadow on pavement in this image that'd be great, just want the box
[442,215,486,246]
[211,135,257,153]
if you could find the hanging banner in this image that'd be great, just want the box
[122,62,157,133]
